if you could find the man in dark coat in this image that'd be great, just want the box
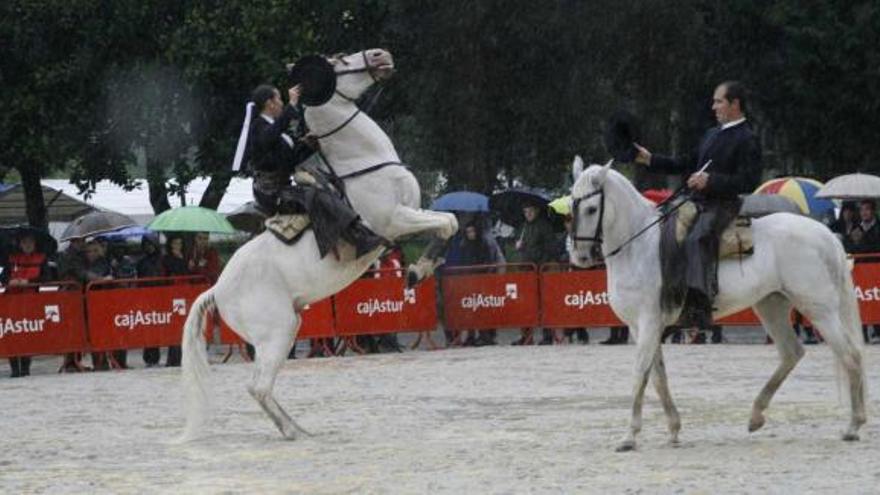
[634,81,763,326]
[514,203,558,345]
[244,84,382,258]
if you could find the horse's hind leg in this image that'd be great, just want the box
[750,293,804,433]
[651,347,681,445]
[797,301,866,441]
[248,315,305,439]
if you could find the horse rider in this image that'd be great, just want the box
[243,83,383,258]
[633,80,763,327]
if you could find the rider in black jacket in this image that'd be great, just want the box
[634,81,763,327]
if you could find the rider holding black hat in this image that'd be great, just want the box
[240,75,382,258]
[632,81,763,327]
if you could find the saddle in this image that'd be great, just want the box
[659,199,755,315]
[673,201,754,259]
[264,168,385,258]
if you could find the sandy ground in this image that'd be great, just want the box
[1,342,878,494]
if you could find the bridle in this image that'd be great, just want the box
[571,182,693,261]
[308,51,403,183]
[312,51,388,140]
[570,188,606,261]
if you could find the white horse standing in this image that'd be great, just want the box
[568,158,866,451]
[178,49,457,440]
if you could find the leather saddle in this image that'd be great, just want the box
[673,201,753,259]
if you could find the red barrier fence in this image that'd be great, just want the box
[854,259,880,324]
[85,276,211,351]
[442,264,540,330]
[335,270,437,336]
[0,282,87,358]
[1,256,878,359]
[540,264,621,328]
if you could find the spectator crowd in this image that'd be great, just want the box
[2,198,879,378]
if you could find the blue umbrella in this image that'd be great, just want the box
[95,225,155,241]
[430,191,489,212]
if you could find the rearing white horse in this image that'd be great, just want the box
[177,49,458,441]
[569,157,866,451]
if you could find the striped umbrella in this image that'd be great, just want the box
[754,177,836,219]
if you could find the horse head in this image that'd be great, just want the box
[328,49,394,101]
[570,157,614,267]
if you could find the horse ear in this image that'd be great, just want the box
[572,155,585,182]
[591,159,614,188]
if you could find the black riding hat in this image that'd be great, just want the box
[287,55,337,106]
[603,110,641,163]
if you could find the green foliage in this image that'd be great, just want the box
[3,0,879,227]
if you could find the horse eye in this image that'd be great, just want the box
[587,206,598,215]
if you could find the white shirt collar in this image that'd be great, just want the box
[862,218,876,230]
[721,117,746,130]
[260,114,275,124]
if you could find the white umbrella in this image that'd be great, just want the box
[816,173,880,200]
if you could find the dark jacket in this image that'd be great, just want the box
[852,220,880,254]
[162,255,190,277]
[246,107,300,174]
[58,247,87,283]
[459,237,493,266]
[517,217,557,264]
[649,121,762,201]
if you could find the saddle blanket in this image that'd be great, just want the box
[265,214,311,244]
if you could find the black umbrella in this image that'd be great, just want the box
[60,210,138,241]
[0,225,58,256]
[489,187,553,228]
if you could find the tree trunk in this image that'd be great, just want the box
[198,169,233,210]
[18,163,48,229]
[146,159,172,214]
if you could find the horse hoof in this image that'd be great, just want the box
[668,437,681,447]
[615,440,636,452]
[842,432,860,442]
[748,416,765,433]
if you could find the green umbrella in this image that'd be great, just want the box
[147,206,237,234]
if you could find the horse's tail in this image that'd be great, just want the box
[177,288,216,442]
[831,244,867,407]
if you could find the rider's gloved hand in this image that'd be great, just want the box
[288,85,302,107]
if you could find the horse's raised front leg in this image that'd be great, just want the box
[750,294,804,433]
[651,346,681,445]
[383,205,458,286]
[618,318,663,452]
[385,204,458,240]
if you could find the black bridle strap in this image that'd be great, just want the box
[313,86,385,140]
[604,197,690,258]
[337,161,404,180]
[571,187,691,258]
